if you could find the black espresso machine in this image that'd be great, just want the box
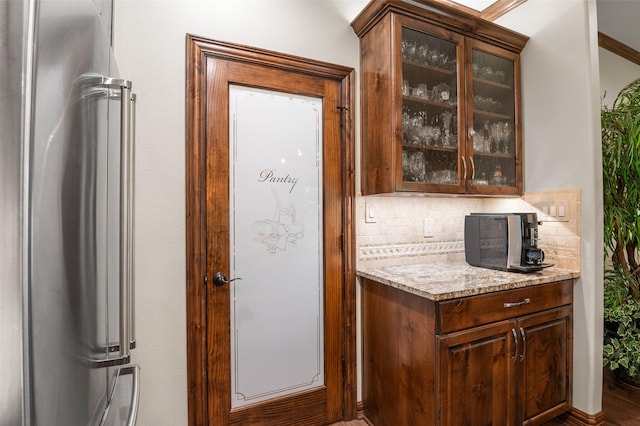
[464,213,553,273]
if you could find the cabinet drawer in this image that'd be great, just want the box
[437,280,573,333]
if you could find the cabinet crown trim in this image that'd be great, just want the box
[351,0,529,52]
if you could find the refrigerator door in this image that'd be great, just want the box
[28,0,137,424]
[29,0,111,423]
[0,1,30,424]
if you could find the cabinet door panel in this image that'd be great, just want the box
[396,16,465,194]
[465,39,522,195]
[519,306,572,425]
[438,320,517,425]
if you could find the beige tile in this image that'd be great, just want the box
[356,188,582,270]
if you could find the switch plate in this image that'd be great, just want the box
[365,202,376,223]
[423,218,434,238]
[539,205,549,221]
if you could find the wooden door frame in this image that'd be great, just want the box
[185,34,356,426]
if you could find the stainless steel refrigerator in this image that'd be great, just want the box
[1,0,139,424]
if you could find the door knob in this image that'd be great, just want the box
[212,272,242,286]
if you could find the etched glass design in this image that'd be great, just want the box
[229,85,324,408]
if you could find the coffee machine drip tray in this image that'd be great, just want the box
[507,263,554,273]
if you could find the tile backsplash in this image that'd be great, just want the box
[522,189,581,271]
[356,188,581,272]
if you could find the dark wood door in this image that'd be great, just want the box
[519,306,572,425]
[438,319,518,425]
[186,36,356,426]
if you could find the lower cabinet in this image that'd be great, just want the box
[438,320,516,425]
[361,278,573,426]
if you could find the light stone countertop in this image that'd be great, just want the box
[357,261,580,301]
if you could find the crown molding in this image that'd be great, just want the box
[422,0,527,22]
[481,0,527,21]
[598,31,640,66]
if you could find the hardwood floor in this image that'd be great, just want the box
[329,422,368,426]
[335,369,640,425]
[600,370,640,425]
[543,368,640,426]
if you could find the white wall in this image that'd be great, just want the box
[113,1,366,424]
[599,47,640,107]
[496,0,604,415]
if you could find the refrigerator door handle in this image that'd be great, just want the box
[99,365,140,426]
[118,80,132,363]
[128,93,137,351]
[81,74,136,368]
[104,91,136,354]
[124,365,140,426]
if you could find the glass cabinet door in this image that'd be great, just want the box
[400,26,462,190]
[467,40,521,193]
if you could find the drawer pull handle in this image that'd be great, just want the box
[504,298,530,308]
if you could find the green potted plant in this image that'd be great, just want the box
[602,77,640,387]
[603,267,640,385]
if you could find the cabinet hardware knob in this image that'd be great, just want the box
[461,156,467,181]
[511,328,518,361]
[470,157,475,181]
[519,327,526,362]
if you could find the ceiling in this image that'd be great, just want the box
[451,0,500,11]
[453,0,496,12]
[596,0,640,53]
[451,0,640,53]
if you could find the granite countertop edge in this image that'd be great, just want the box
[356,262,580,301]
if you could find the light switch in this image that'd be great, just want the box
[423,218,434,238]
[541,205,549,219]
[558,204,565,217]
[365,202,376,223]
[549,205,557,217]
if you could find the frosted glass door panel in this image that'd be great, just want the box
[229,85,324,408]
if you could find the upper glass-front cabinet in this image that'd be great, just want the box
[401,26,462,190]
[352,1,528,196]
[467,40,521,194]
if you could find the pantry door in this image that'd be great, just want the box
[186,36,356,426]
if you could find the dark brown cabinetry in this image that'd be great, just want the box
[351,0,529,195]
[361,278,573,425]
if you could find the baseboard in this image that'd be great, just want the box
[558,407,605,426]
[356,401,374,425]
[357,401,604,425]
[358,400,604,425]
